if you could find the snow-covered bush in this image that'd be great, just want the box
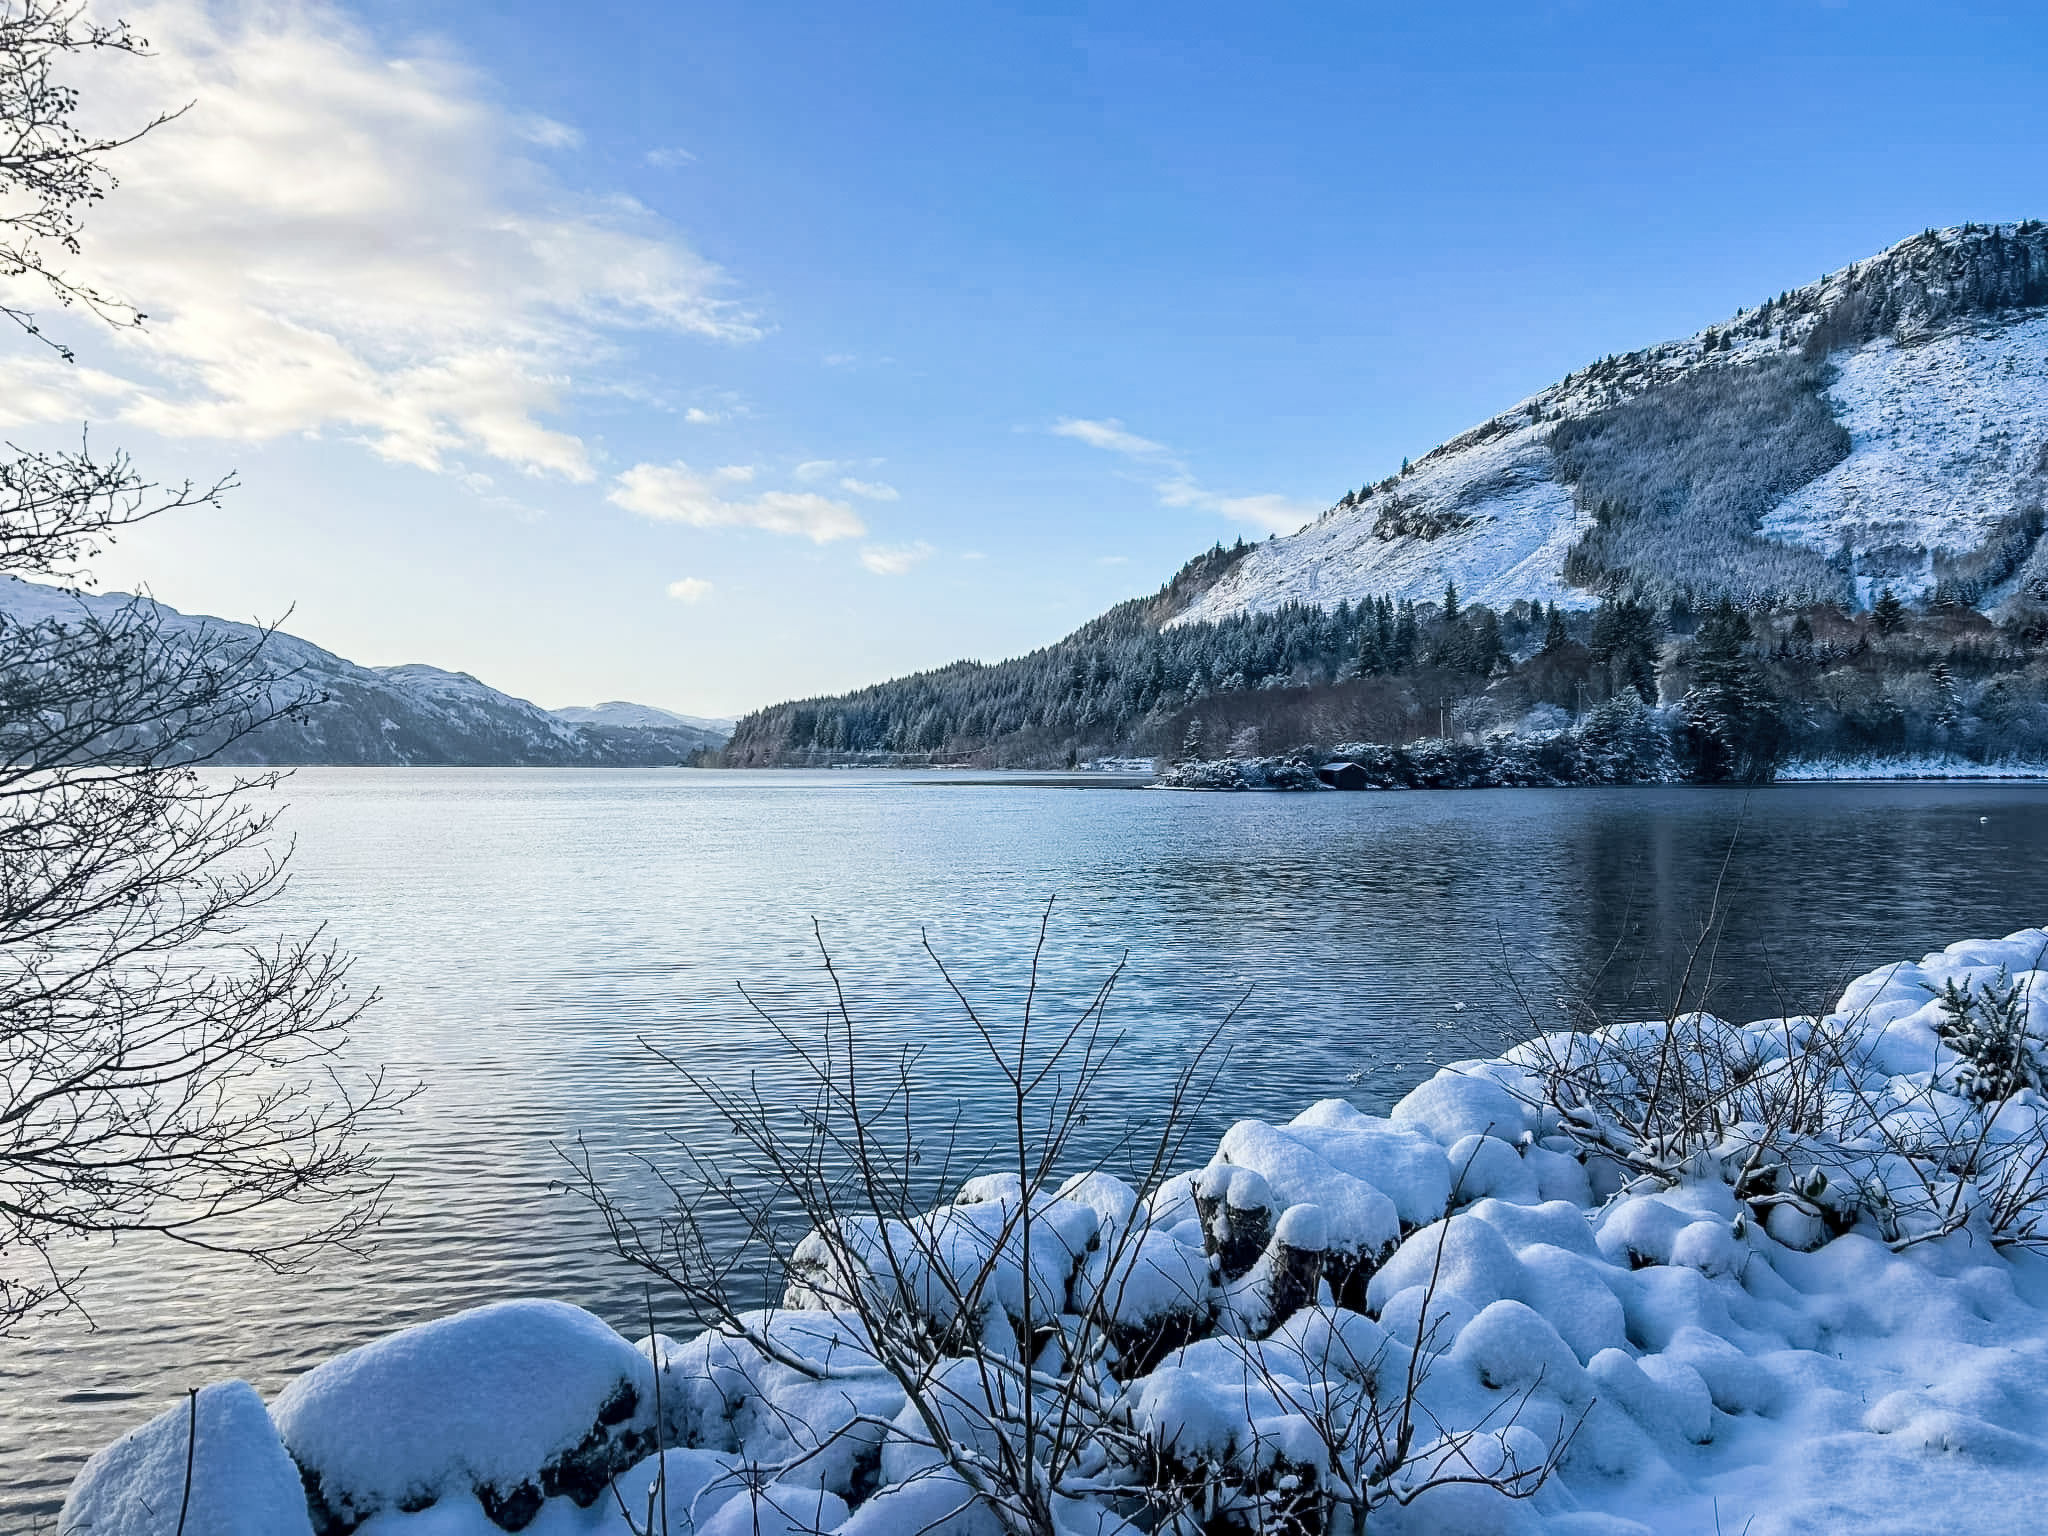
[1515,930,2048,1256]
[1154,755,1323,790]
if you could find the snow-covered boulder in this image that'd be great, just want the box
[270,1299,658,1533]
[1392,1069,1535,1147]
[62,1381,313,1536]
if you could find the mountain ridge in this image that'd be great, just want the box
[0,575,728,766]
[723,222,2048,768]
[1179,221,2048,623]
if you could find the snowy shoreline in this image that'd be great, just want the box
[65,929,2048,1536]
[1154,748,2048,790]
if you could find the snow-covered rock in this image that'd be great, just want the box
[61,1381,314,1536]
[270,1300,657,1533]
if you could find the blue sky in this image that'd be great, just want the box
[19,0,2048,716]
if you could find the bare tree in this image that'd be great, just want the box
[0,0,404,1331]
[1,0,185,353]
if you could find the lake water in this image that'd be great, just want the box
[7,769,2048,1525]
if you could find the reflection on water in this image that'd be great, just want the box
[5,770,2047,1524]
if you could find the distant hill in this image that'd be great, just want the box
[725,223,2048,769]
[550,700,733,739]
[0,576,721,766]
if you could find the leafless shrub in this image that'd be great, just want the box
[563,909,1573,1534]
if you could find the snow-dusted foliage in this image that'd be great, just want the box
[67,928,2048,1536]
[1156,700,1680,791]
[1152,755,1324,790]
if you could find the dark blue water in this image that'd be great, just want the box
[6,770,2048,1525]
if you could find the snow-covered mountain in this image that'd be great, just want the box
[0,576,720,766]
[1176,222,2048,624]
[550,700,733,738]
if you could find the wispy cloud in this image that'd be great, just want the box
[1054,414,1311,534]
[645,145,697,167]
[1,0,757,483]
[683,406,726,425]
[1051,417,1171,458]
[518,114,582,149]
[860,540,934,575]
[610,462,865,542]
[839,476,899,501]
[666,576,713,602]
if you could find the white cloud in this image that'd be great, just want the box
[839,476,898,501]
[1051,417,1171,458]
[682,406,725,424]
[1055,414,1312,535]
[1,0,757,482]
[666,576,713,602]
[860,540,934,575]
[518,114,582,149]
[794,459,842,482]
[1096,554,1130,565]
[645,146,697,168]
[960,550,987,561]
[610,462,865,543]
[1213,493,1316,534]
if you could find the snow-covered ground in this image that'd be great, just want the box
[1761,315,2048,602]
[1776,755,2048,781]
[64,928,2048,1536]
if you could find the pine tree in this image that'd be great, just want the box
[1470,607,1504,675]
[1357,609,1386,675]
[1392,601,1419,670]
[1542,604,1569,653]
[1872,586,1907,635]
[1442,579,1460,627]
[1681,599,1785,782]
[1932,657,1961,735]
[1589,598,1663,704]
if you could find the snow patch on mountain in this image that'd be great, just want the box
[1172,429,1595,626]
[1760,314,2048,600]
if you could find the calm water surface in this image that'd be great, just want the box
[6,770,2048,1525]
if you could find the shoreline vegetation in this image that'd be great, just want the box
[721,574,2048,783]
[66,924,2048,1536]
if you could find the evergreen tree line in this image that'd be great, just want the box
[725,554,2048,783]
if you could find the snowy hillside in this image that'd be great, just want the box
[0,576,711,767]
[1178,222,2048,624]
